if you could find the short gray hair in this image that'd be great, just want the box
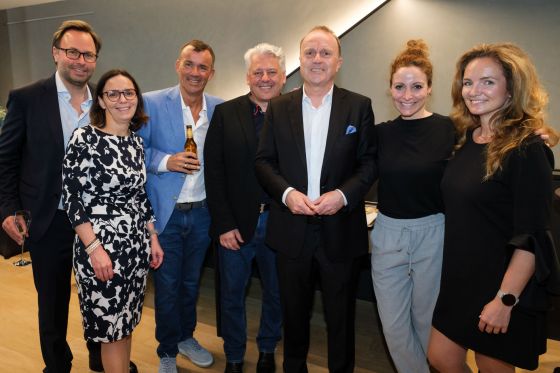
[244,43,286,73]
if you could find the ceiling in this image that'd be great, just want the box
[0,0,62,11]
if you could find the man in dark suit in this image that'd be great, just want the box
[255,26,376,373]
[0,20,134,373]
[204,43,286,373]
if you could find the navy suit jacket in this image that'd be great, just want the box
[0,75,93,242]
[138,85,223,232]
[255,86,376,261]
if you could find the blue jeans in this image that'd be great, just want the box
[219,211,282,362]
[154,205,211,358]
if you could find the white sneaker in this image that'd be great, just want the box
[178,337,214,367]
[158,357,178,373]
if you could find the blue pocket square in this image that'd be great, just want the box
[345,124,357,135]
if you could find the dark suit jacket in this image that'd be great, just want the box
[255,86,376,261]
[204,94,265,241]
[0,74,91,242]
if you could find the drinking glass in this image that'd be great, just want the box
[13,210,32,267]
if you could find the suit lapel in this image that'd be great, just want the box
[235,95,257,156]
[167,86,187,146]
[43,76,65,154]
[320,86,346,182]
[288,89,307,174]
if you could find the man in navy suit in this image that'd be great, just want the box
[204,43,285,373]
[255,26,376,373]
[0,20,116,373]
[138,39,223,373]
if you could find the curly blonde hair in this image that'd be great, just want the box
[451,43,558,179]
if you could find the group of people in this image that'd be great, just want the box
[0,17,559,373]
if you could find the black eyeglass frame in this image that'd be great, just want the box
[102,89,138,102]
[55,46,98,62]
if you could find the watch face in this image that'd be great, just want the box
[501,293,517,306]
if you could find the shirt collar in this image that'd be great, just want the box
[302,84,334,107]
[248,93,264,117]
[55,71,92,103]
[181,93,207,114]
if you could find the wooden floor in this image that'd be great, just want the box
[1,252,559,372]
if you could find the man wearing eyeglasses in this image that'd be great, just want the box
[0,20,134,373]
[138,40,223,373]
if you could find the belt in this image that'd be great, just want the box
[307,215,323,225]
[259,203,270,214]
[175,199,207,211]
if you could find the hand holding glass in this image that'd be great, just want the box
[13,210,32,267]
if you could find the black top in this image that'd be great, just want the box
[433,131,559,369]
[249,98,270,205]
[375,113,455,219]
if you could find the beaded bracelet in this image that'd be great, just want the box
[147,227,159,236]
[85,238,101,255]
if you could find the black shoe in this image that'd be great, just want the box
[225,361,244,373]
[256,352,275,373]
[89,352,103,372]
[129,360,138,373]
[88,356,138,373]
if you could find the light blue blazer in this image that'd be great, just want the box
[138,85,223,232]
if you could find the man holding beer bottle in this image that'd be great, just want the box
[138,39,223,373]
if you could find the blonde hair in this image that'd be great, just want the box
[451,43,558,179]
[390,39,432,87]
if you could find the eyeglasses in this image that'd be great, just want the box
[55,47,98,62]
[103,89,137,102]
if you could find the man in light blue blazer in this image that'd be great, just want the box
[138,39,224,373]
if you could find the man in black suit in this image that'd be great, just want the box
[204,43,285,373]
[255,26,376,373]
[0,20,131,373]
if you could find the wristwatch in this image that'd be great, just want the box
[497,290,519,306]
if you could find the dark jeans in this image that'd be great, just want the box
[154,205,211,358]
[218,211,282,362]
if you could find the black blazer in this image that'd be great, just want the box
[204,94,266,242]
[0,74,92,242]
[255,86,376,261]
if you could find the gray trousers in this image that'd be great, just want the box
[371,212,444,373]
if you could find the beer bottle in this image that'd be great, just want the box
[184,125,197,157]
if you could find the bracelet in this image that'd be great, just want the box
[84,237,97,248]
[85,238,101,255]
[147,227,158,236]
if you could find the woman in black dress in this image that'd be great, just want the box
[428,43,560,372]
[63,69,164,373]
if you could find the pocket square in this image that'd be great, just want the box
[345,124,357,135]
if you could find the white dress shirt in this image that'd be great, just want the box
[157,95,209,203]
[282,85,347,206]
[56,71,92,209]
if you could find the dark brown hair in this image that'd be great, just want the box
[52,20,102,53]
[178,39,215,66]
[90,69,148,132]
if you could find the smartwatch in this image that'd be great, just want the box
[497,290,519,307]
